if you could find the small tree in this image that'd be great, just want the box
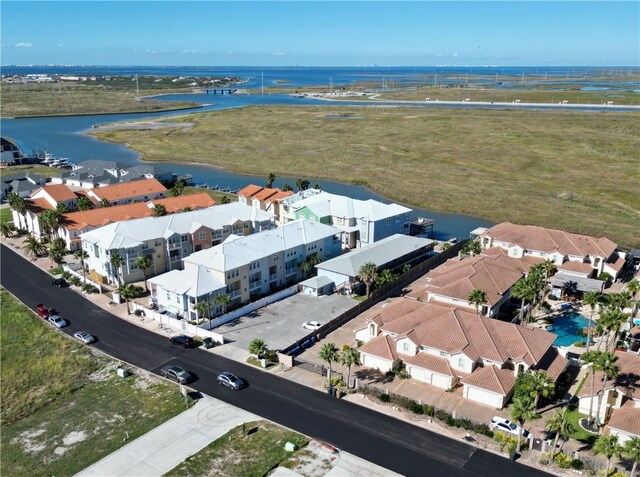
[582,350,603,424]
[624,436,640,477]
[110,252,124,285]
[583,291,602,352]
[23,234,46,259]
[282,184,292,192]
[627,279,640,319]
[594,352,620,429]
[98,198,111,208]
[220,195,230,204]
[74,249,89,285]
[152,204,167,217]
[266,173,276,188]
[593,435,622,477]
[48,238,68,264]
[0,221,15,238]
[213,292,231,316]
[358,262,378,298]
[375,268,397,287]
[340,347,361,388]
[117,283,143,315]
[170,179,186,196]
[194,300,209,322]
[546,409,574,464]
[461,241,481,256]
[318,342,339,385]
[77,196,93,211]
[467,289,488,315]
[529,370,555,408]
[249,338,268,358]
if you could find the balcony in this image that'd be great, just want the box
[249,280,262,291]
[285,267,298,277]
[269,274,278,282]
[228,290,241,299]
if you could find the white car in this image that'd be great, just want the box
[302,320,323,331]
[48,315,68,329]
[490,416,530,440]
[73,331,95,344]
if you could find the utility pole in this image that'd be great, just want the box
[135,74,139,94]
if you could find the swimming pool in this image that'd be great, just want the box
[545,312,592,347]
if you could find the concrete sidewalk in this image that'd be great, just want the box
[76,396,258,476]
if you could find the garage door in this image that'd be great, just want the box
[362,354,392,373]
[431,373,452,389]
[465,385,505,408]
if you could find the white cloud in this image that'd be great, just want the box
[452,53,459,57]
[181,49,198,54]
[274,51,286,56]
[15,42,32,48]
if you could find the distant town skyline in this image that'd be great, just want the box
[1,1,638,67]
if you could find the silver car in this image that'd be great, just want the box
[73,331,95,344]
[48,315,68,329]
[217,372,244,390]
[160,365,193,385]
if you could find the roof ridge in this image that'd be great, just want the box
[514,325,536,362]
[477,316,506,361]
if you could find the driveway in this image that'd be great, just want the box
[214,293,357,352]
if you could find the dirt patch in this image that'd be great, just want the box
[11,428,48,454]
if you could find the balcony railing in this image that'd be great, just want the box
[249,280,261,290]
[269,274,278,282]
[228,290,241,299]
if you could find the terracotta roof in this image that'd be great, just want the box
[424,252,535,306]
[378,300,558,369]
[534,348,569,381]
[606,254,626,272]
[147,193,215,213]
[369,298,427,328]
[359,335,398,362]
[33,184,77,202]
[483,222,617,259]
[578,351,640,398]
[60,203,153,231]
[266,190,294,202]
[28,197,55,213]
[403,352,455,377]
[558,261,594,274]
[461,366,516,395]
[607,400,640,437]
[252,188,279,201]
[237,184,264,198]
[88,178,166,202]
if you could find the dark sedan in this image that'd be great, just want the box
[169,335,195,348]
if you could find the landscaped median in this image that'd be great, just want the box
[0,288,193,477]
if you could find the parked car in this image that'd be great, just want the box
[73,331,95,344]
[48,315,68,329]
[51,278,68,287]
[217,371,244,390]
[160,365,193,384]
[169,335,195,348]
[302,320,323,331]
[490,416,530,440]
[36,303,53,318]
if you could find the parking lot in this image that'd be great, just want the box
[214,293,357,352]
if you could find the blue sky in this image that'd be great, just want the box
[1,1,638,66]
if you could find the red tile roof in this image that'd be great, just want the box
[237,184,264,198]
[461,366,516,395]
[558,261,594,274]
[359,335,398,362]
[60,203,153,231]
[147,193,215,213]
[578,351,640,398]
[89,178,166,202]
[403,352,455,377]
[33,184,77,202]
[607,400,640,438]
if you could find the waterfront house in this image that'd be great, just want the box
[410,247,542,317]
[356,298,567,408]
[238,184,294,217]
[51,160,174,188]
[145,192,215,213]
[478,222,626,282]
[81,203,275,285]
[148,219,343,319]
[13,184,78,236]
[1,172,46,201]
[278,189,413,249]
[86,178,168,207]
[0,137,24,167]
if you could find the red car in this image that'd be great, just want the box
[36,304,53,318]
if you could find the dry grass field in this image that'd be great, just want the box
[93,105,640,247]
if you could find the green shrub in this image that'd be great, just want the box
[493,431,518,453]
[379,393,390,403]
[570,459,584,471]
[552,452,573,469]
[331,376,345,388]
[69,276,81,286]
[423,405,434,416]
[48,265,63,276]
[434,409,451,421]
[61,270,71,280]
[409,401,424,414]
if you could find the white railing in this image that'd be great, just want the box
[62,263,103,293]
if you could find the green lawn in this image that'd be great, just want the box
[165,420,309,477]
[0,164,66,179]
[0,288,192,476]
[183,186,237,204]
[564,408,598,444]
[0,207,12,225]
[94,105,640,248]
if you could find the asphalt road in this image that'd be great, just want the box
[0,244,552,477]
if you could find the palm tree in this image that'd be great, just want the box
[282,184,292,192]
[607,292,632,312]
[23,234,46,259]
[249,338,268,358]
[594,352,620,429]
[541,259,556,279]
[624,436,640,477]
[582,350,603,425]
[98,198,111,208]
[509,396,539,453]
[170,179,186,196]
[295,178,310,191]
[529,370,555,408]
[375,268,397,287]
[583,291,602,352]
[48,238,67,264]
[594,435,622,477]
[628,279,640,320]
[546,409,574,464]
[266,173,276,188]
[194,300,208,322]
[110,252,124,285]
[468,289,488,315]
[74,249,89,284]
[0,221,15,238]
[318,342,340,385]
[340,347,361,388]
[358,262,378,298]
[299,260,312,278]
[136,255,152,291]
[511,278,537,324]
[117,283,142,314]
[599,307,627,351]
[213,293,231,316]
[76,196,93,211]
[39,209,62,242]
[8,192,28,229]
[152,204,167,217]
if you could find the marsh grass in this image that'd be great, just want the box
[94,105,640,247]
[0,289,191,476]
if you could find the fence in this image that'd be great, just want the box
[283,240,468,355]
[132,302,224,344]
[293,357,344,382]
[202,285,298,330]
[63,263,103,293]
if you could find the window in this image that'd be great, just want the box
[439,351,446,357]
[386,218,391,226]
[199,231,206,240]
[458,357,464,368]
[166,293,170,300]
[402,342,409,352]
